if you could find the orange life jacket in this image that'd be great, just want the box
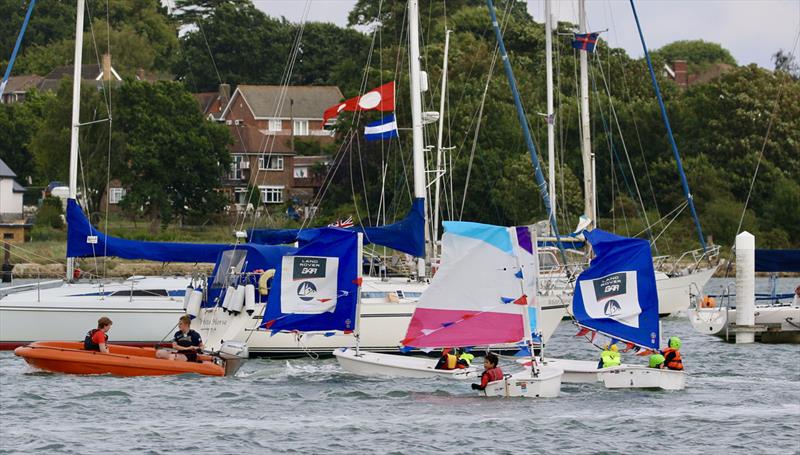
[662,347,683,370]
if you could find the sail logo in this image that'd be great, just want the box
[579,271,642,328]
[296,281,317,301]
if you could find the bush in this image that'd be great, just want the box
[36,196,64,229]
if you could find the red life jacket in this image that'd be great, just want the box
[662,347,683,370]
[480,367,504,388]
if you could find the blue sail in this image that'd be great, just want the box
[66,198,229,263]
[261,228,361,333]
[755,249,800,273]
[571,229,660,349]
[248,198,425,257]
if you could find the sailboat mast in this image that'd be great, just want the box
[432,30,451,264]
[408,0,427,279]
[545,0,556,226]
[66,0,86,281]
[579,0,596,228]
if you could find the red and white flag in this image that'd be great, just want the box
[323,82,395,124]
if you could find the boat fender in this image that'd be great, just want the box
[244,284,256,315]
[73,268,82,280]
[221,285,235,313]
[700,295,716,308]
[258,269,276,296]
[229,285,246,315]
[186,289,203,318]
[182,286,193,310]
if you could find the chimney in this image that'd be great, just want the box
[673,60,688,88]
[102,53,112,82]
[136,68,145,81]
[219,83,231,103]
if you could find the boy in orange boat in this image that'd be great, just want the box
[84,317,112,353]
[156,315,204,362]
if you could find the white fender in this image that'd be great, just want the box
[181,286,193,310]
[221,285,235,313]
[186,289,203,318]
[229,285,246,315]
[244,284,256,315]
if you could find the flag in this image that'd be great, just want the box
[323,81,395,124]
[328,216,354,228]
[364,114,399,141]
[572,32,600,52]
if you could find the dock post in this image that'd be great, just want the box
[735,232,755,344]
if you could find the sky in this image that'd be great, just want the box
[248,0,800,69]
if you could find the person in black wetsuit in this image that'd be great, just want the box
[156,315,204,362]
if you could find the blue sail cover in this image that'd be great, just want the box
[66,198,229,263]
[572,229,660,349]
[261,228,361,333]
[248,198,425,257]
[755,249,800,273]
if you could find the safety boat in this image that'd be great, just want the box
[14,341,247,377]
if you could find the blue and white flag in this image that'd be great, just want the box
[571,229,660,349]
[364,114,398,141]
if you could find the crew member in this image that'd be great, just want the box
[661,336,683,370]
[598,343,621,369]
[471,353,503,391]
[156,315,204,362]
[648,353,666,369]
[435,348,459,370]
[457,351,475,369]
[84,316,112,353]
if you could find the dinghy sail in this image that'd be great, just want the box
[571,229,686,390]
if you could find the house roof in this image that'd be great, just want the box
[228,126,295,154]
[13,181,26,193]
[229,85,343,119]
[3,75,43,93]
[0,159,16,178]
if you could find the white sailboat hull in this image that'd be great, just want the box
[0,277,189,348]
[543,358,601,383]
[688,304,800,343]
[332,347,480,379]
[598,365,686,390]
[482,365,563,398]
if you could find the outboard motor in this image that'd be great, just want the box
[217,340,248,376]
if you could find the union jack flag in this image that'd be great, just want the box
[329,216,354,228]
[572,32,600,52]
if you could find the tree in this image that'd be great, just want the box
[653,40,737,72]
[114,80,231,231]
[0,90,51,182]
[773,50,799,80]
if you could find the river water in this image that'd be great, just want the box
[1,278,798,454]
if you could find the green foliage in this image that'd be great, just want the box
[114,80,232,231]
[36,196,64,229]
[653,39,737,72]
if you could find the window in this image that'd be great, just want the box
[229,155,244,180]
[3,233,14,240]
[258,155,284,171]
[259,186,283,204]
[293,120,309,136]
[294,166,308,178]
[234,187,248,205]
[268,119,282,132]
[109,187,126,204]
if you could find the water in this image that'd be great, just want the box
[1,279,798,454]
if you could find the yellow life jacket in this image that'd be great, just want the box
[600,350,621,368]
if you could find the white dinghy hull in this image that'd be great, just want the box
[598,365,686,390]
[333,347,479,379]
[543,358,602,383]
[482,366,563,398]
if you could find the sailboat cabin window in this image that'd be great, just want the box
[212,250,248,287]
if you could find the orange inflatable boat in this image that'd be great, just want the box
[14,342,240,377]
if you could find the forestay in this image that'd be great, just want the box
[401,221,531,349]
[262,229,362,334]
[571,229,660,349]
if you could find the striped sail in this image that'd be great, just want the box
[401,222,529,349]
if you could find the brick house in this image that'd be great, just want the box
[0,159,30,243]
[218,85,343,211]
[664,60,734,88]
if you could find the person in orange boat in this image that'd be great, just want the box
[471,353,503,390]
[84,316,112,353]
[156,315,204,362]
